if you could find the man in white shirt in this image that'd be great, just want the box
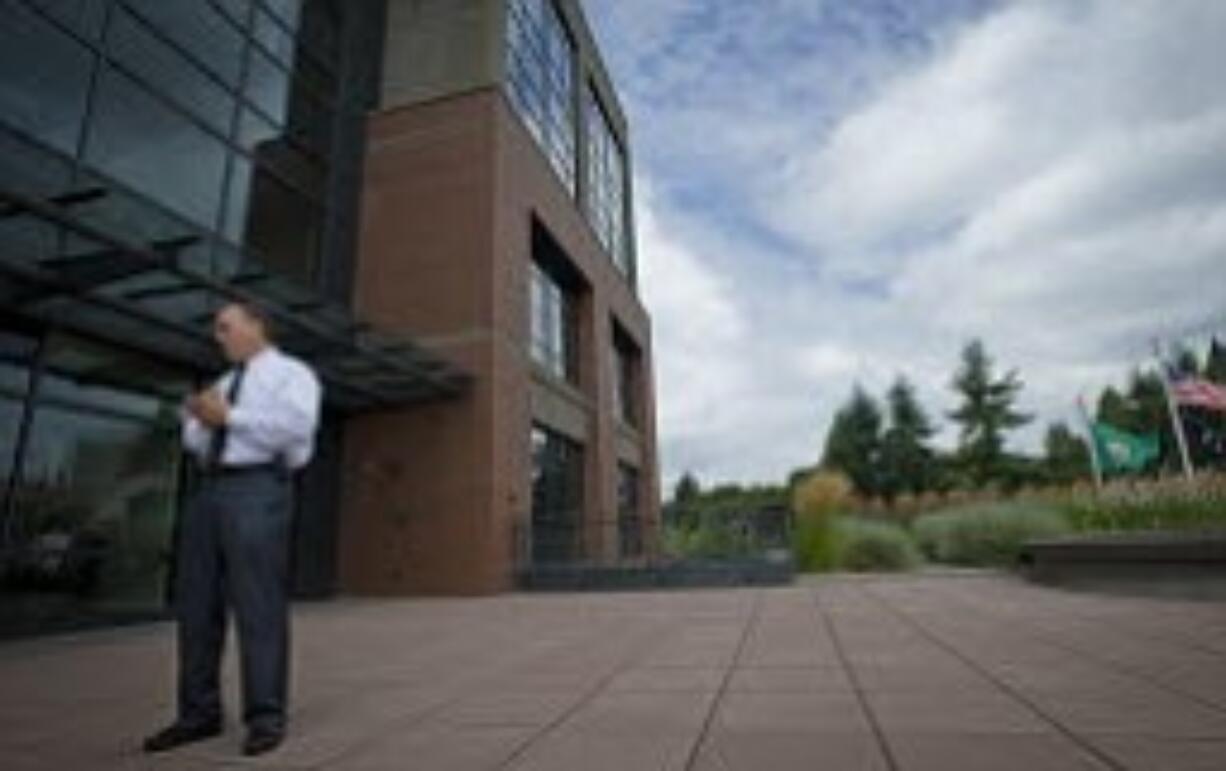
[144,301,321,758]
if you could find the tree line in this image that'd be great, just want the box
[663,338,1226,522]
[819,338,1226,501]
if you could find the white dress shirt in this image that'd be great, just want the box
[182,346,322,470]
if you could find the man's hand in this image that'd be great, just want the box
[186,388,230,428]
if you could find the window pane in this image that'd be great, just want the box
[253,8,297,68]
[505,0,576,194]
[37,332,194,410]
[107,9,237,136]
[261,0,303,31]
[123,0,245,86]
[0,1,94,156]
[529,262,578,384]
[84,70,228,230]
[8,404,181,612]
[531,425,584,564]
[617,463,642,558]
[28,0,107,40]
[1,334,189,629]
[585,87,628,275]
[245,48,291,125]
[214,0,253,29]
[0,329,38,504]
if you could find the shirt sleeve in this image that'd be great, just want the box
[226,362,322,457]
[181,406,212,460]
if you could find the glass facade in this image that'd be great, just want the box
[530,424,584,564]
[0,325,192,636]
[611,324,640,428]
[0,0,344,289]
[505,0,576,194]
[617,462,641,559]
[584,86,629,277]
[0,0,377,634]
[530,260,578,384]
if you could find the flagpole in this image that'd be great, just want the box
[1077,395,1104,490]
[1154,339,1195,480]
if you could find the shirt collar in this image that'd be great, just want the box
[241,344,278,371]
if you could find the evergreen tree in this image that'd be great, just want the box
[1042,421,1091,485]
[821,386,883,498]
[1207,339,1226,383]
[879,376,936,500]
[947,340,1032,488]
[673,472,700,504]
[667,471,702,529]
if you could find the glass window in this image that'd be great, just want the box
[612,328,639,428]
[106,8,237,136]
[1,333,189,628]
[0,1,95,156]
[0,328,38,511]
[584,87,629,276]
[9,404,181,610]
[122,0,246,87]
[531,425,584,564]
[83,69,228,230]
[37,332,194,409]
[530,261,577,384]
[253,8,297,68]
[505,0,576,194]
[261,0,303,31]
[617,462,642,558]
[245,48,292,126]
[213,0,253,29]
[28,0,108,40]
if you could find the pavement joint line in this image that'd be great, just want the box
[943,579,1226,660]
[904,582,1226,716]
[301,618,655,770]
[492,618,676,770]
[964,580,1226,660]
[680,589,765,771]
[859,582,1128,771]
[811,585,900,771]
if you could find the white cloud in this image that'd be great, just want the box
[591,0,1226,490]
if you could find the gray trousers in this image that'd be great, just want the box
[174,469,292,732]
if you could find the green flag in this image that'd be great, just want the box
[1090,422,1160,474]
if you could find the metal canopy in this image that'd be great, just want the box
[0,130,470,412]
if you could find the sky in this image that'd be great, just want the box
[583,0,1226,492]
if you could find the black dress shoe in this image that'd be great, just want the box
[142,721,222,753]
[242,728,284,756]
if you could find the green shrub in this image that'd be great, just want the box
[662,522,760,559]
[791,471,853,572]
[793,515,840,571]
[835,518,922,572]
[912,502,1071,566]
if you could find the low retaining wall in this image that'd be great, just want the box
[517,555,795,591]
[1018,531,1226,600]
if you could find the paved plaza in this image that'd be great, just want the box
[2,572,1226,770]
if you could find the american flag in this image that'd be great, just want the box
[1168,370,1226,412]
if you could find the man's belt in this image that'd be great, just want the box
[200,462,287,478]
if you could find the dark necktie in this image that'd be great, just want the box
[205,363,246,469]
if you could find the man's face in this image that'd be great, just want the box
[213,304,266,363]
